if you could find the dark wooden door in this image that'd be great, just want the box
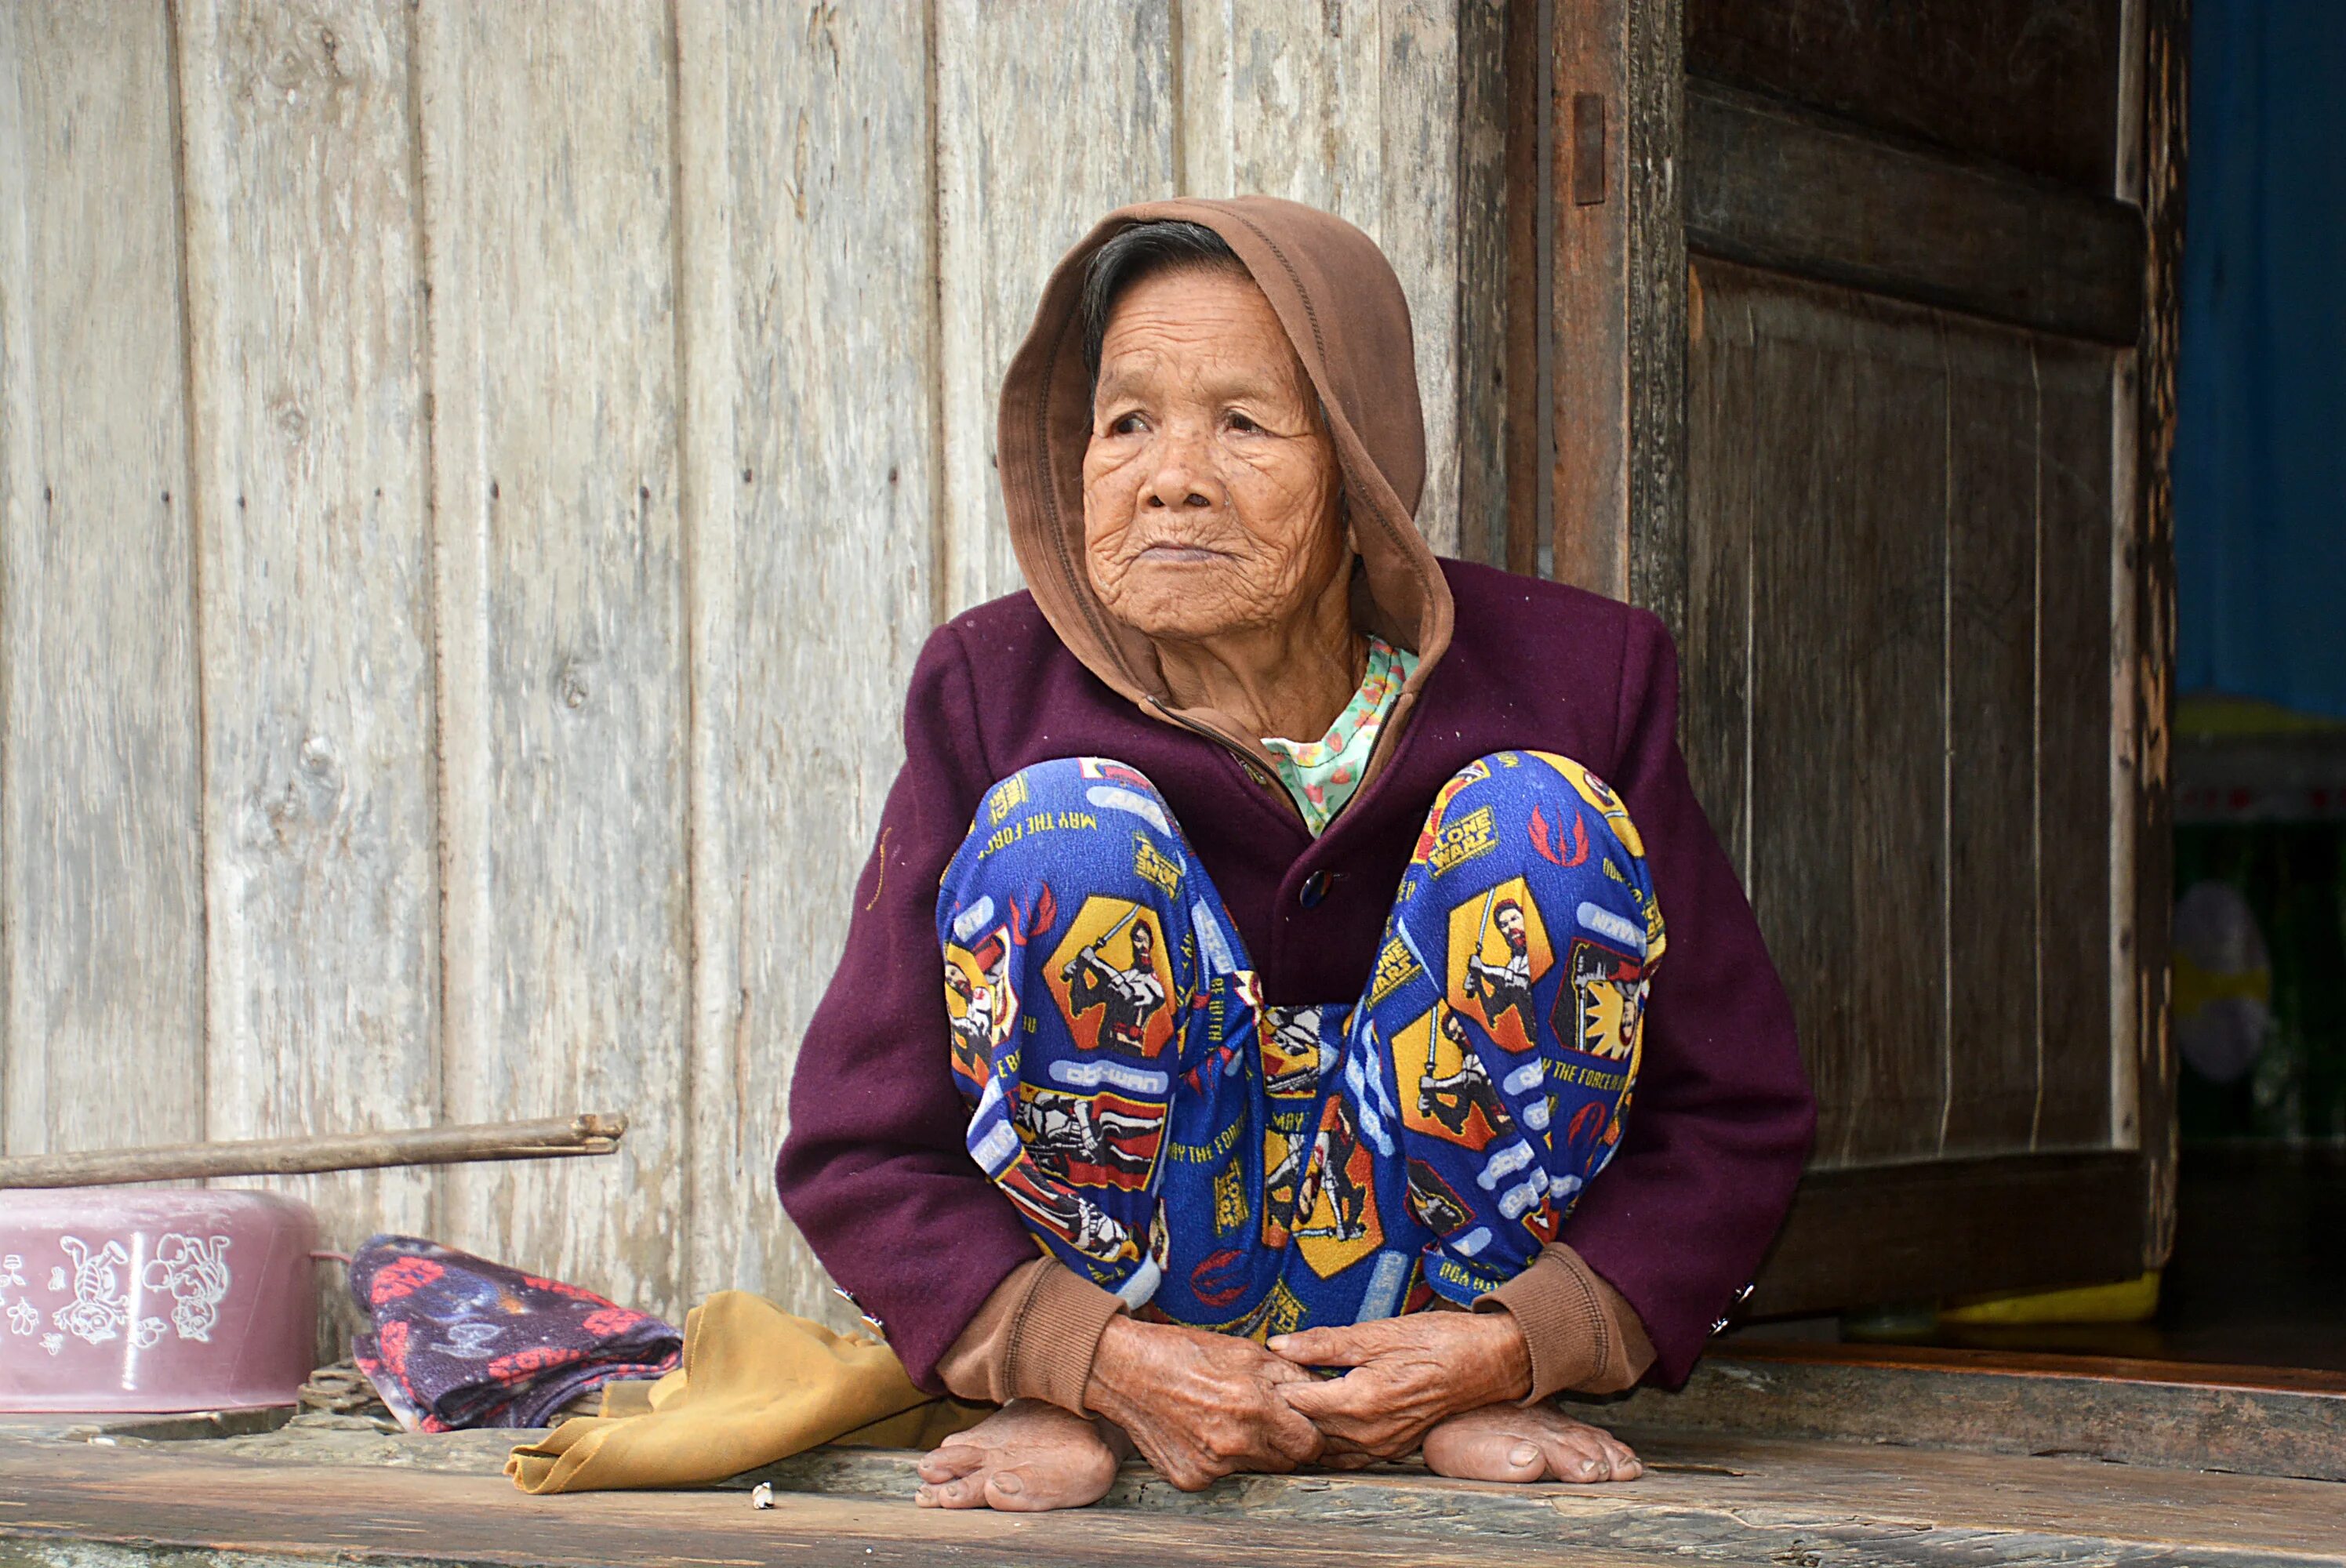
[1506,0,2187,1315]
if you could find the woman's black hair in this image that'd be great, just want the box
[1080,220,1244,380]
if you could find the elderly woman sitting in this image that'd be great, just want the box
[778,198,1811,1511]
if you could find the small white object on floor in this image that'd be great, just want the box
[749,1482,774,1510]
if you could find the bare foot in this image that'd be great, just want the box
[1420,1403,1643,1484]
[913,1399,1119,1512]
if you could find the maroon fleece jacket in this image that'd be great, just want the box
[776,558,1814,1392]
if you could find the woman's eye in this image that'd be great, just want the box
[1226,411,1262,434]
[1109,412,1146,435]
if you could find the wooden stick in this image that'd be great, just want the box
[0,1114,629,1190]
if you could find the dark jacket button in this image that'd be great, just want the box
[1299,869,1333,907]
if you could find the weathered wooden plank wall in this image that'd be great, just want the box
[0,0,1503,1327]
[0,2,207,1159]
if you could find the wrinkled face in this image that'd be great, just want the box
[1083,265,1346,643]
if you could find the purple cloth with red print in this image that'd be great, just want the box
[349,1235,682,1432]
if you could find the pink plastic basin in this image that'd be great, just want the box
[0,1188,317,1413]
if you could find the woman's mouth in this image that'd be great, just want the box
[1135,543,1228,564]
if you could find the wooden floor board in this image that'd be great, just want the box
[0,1439,1644,1568]
[0,1421,2337,1568]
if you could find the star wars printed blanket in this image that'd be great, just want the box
[350,1236,682,1432]
[939,750,1663,1336]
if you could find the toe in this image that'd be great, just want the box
[1422,1418,1549,1483]
[1494,1438,1551,1482]
[1491,1439,1549,1482]
[982,1466,1097,1513]
[971,1439,1117,1512]
[917,1439,987,1484]
[1537,1431,1615,1484]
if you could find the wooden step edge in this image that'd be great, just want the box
[1721,1341,2346,1398]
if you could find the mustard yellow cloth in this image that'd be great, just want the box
[507,1290,989,1494]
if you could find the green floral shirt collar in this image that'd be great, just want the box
[1261,634,1418,835]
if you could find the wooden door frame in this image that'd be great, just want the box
[2123,0,2189,1284]
[1503,0,2188,1315]
[1502,0,1686,619]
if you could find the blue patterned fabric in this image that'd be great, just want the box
[937,752,1662,1336]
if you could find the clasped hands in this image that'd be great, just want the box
[1079,1308,1534,1491]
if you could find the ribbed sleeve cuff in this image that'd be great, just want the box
[1477,1243,1651,1402]
[1002,1261,1128,1414]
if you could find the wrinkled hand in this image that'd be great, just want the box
[1082,1316,1324,1490]
[1268,1311,1533,1460]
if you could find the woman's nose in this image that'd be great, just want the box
[1140,432,1217,510]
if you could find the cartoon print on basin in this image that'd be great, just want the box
[12,1233,238,1350]
[144,1234,234,1344]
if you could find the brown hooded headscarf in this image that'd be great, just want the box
[995,197,1456,789]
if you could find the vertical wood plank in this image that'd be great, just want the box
[413,0,488,1252]
[1205,1,1465,554]
[1453,0,1510,568]
[2035,339,2116,1150]
[0,2,205,1153]
[1938,328,2046,1153]
[1545,0,1683,619]
[1812,295,1948,1171]
[1175,0,1234,197]
[692,0,938,1325]
[1378,0,1465,558]
[1679,267,1752,880]
[2126,0,2186,1265]
[1545,0,1625,598]
[935,0,1177,617]
[1620,0,1685,631]
[416,2,691,1316]
[671,0,739,1312]
[1705,265,1949,1169]
[2108,0,2148,1175]
[1741,299,1863,1166]
[1215,0,1369,213]
[1500,0,1545,577]
[173,0,438,1246]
